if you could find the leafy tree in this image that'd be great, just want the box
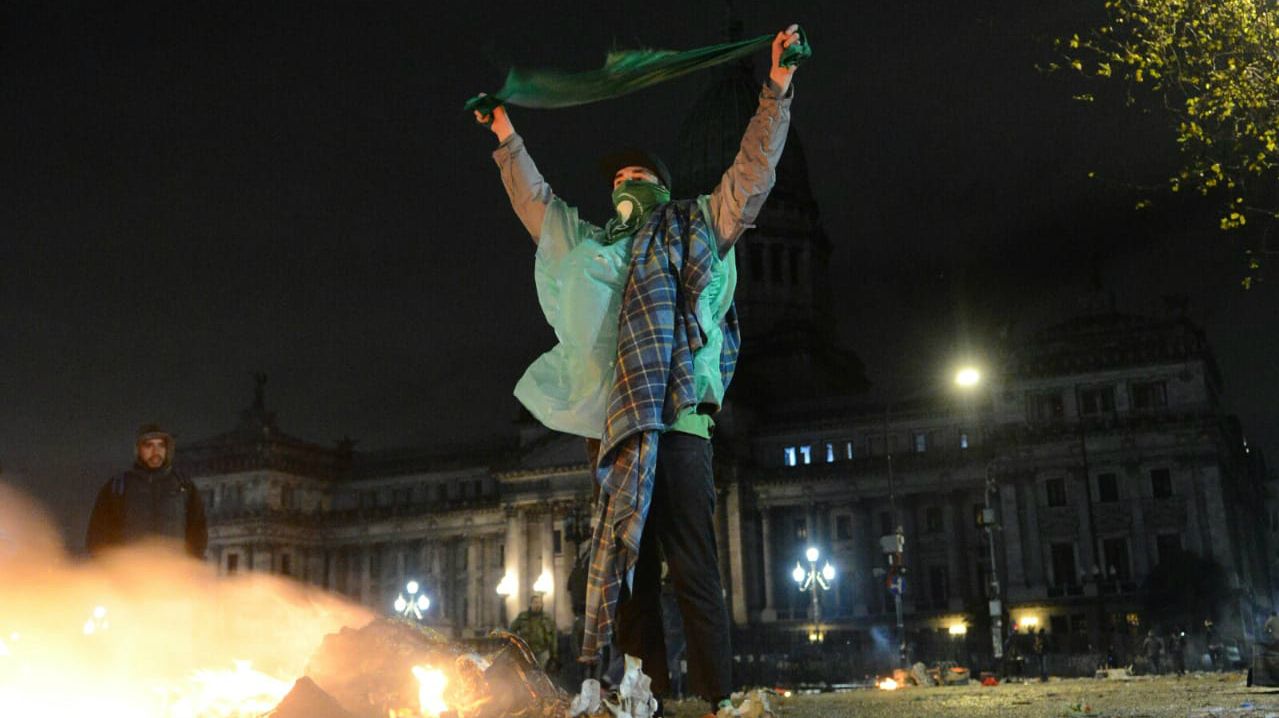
[1057,0,1279,284]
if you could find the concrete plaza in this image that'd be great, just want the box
[669,673,1272,717]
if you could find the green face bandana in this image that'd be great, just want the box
[604,180,670,243]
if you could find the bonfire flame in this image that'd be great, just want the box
[412,666,449,718]
[0,482,568,718]
[877,677,900,691]
[0,482,373,718]
[169,660,293,718]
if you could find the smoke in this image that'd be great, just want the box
[868,625,893,652]
[0,482,374,715]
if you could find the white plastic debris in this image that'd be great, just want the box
[569,678,603,717]
[716,689,780,718]
[600,655,657,718]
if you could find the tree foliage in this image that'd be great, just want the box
[1059,0,1279,282]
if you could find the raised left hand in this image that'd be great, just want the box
[769,24,801,92]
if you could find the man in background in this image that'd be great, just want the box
[511,593,559,670]
[86,423,207,559]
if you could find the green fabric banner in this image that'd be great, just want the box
[465,27,810,116]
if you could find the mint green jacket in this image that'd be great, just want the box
[493,83,794,439]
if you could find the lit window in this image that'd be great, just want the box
[913,432,927,454]
[783,447,797,467]
[960,432,970,449]
[825,443,836,463]
[845,441,855,460]
[799,445,813,465]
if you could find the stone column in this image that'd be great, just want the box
[1074,469,1099,580]
[944,495,965,611]
[360,546,373,607]
[760,507,777,622]
[505,508,525,620]
[1202,466,1234,572]
[254,544,273,573]
[1129,498,1151,579]
[308,549,326,586]
[554,514,572,630]
[396,545,407,591]
[725,482,749,625]
[539,510,555,616]
[851,503,872,616]
[467,538,481,634]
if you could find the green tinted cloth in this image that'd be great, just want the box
[514,196,736,439]
[466,27,810,116]
[668,410,713,439]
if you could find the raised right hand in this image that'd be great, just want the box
[473,95,515,143]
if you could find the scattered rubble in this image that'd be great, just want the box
[264,618,569,718]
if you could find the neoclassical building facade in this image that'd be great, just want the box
[186,306,1272,673]
[185,61,1272,672]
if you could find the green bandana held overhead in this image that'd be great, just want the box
[604,180,671,243]
[465,27,811,116]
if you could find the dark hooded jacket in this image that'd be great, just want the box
[85,432,208,559]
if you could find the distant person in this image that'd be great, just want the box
[1033,628,1049,682]
[510,594,559,670]
[1001,626,1023,679]
[1206,619,1223,670]
[86,424,207,559]
[1142,630,1165,675]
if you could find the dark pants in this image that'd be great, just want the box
[615,432,731,700]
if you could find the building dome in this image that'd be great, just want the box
[674,59,866,405]
[675,61,818,231]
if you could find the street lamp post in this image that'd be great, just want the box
[879,399,908,669]
[394,580,431,622]
[981,463,1004,662]
[956,365,1005,664]
[793,547,835,643]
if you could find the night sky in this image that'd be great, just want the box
[2,1,1276,545]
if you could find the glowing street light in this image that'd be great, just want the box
[954,366,981,388]
[953,364,1008,662]
[532,570,554,596]
[495,571,517,597]
[793,547,834,643]
[394,580,430,621]
[83,605,109,636]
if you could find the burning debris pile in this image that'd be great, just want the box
[0,481,750,718]
[283,618,568,718]
[0,481,566,718]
